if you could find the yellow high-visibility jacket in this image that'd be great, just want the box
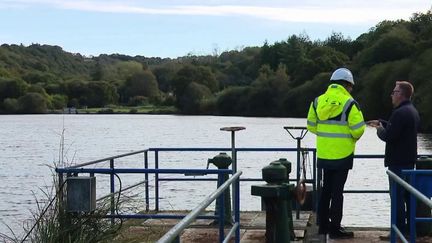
[307,84,365,168]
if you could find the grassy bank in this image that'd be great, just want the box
[61,105,178,114]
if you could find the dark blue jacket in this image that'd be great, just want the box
[377,100,420,167]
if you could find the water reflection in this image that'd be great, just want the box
[419,133,432,152]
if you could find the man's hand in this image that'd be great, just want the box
[366,120,381,128]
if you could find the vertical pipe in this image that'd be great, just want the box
[296,138,301,219]
[58,172,64,209]
[110,158,115,224]
[409,174,416,243]
[58,172,64,237]
[231,131,236,222]
[312,150,317,212]
[218,174,225,243]
[155,150,160,211]
[235,171,241,243]
[144,150,149,212]
[390,179,396,243]
[231,131,236,174]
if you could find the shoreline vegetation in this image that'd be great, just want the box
[61,105,178,115]
[1,11,432,132]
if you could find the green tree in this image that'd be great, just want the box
[409,48,432,131]
[324,32,359,58]
[152,64,179,93]
[356,60,412,119]
[280,72,330,117]
[121,70,160,103]
[50,94,68,109]
[17,92,47,113]
[86,81,119,107]
[0,78,28,100]
[178,82,212,114]
[172,65,218,109]
[2,98,19,113]
[216,86,250,116]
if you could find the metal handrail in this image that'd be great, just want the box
[387,170,432,208]
[68,149,149,168]
[157,171,242,243]
[386,170,432,243]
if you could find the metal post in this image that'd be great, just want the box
[144,150,149,212]
[409,174,416,243]
[231,131,237,174]
[155,150,160,211]
[296,137,301,219]
[235,174,240,243]
[390,179,397,243]
[110,159,115,224]
[218,174,225,243]
[58,172,64,209]
[58,172,64,239]
[220,126,245,222]
[312,149,317,212]
[284,126,308,220]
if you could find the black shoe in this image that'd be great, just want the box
[329,227,354,239]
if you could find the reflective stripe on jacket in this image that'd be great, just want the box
[307,84,365,161]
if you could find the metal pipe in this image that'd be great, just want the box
[223,222,239,243]
[97,180,147,202]
[296,137,301,219]
[144,150,149,212]
[155,150,159,211]
[157,171,242,243]
[56,168,232,174]
[102,214,218,219]
[68,149,149,168]
[218,174,225,243]
[391,224,408,243]
[387,170,432,208]
[110,158,115,224]
[234,170,241,243]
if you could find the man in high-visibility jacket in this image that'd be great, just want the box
[307,67,365,239]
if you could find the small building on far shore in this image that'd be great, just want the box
[63,107,78,114]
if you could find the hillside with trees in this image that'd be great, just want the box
[1,11,432,132]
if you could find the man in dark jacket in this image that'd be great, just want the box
[367,81,420,234]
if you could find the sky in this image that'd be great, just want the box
[0,0,431,58]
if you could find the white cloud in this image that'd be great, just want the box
[1,0,431,24]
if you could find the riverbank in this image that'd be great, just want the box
[59,105,178,114]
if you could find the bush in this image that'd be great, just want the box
[3,98,19,113]
[18,92,47,114]
[50,94,68,110]
[128,96,148,106]
[97,108,114,114]
[129,108,138,114]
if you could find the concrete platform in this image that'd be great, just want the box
[142,211,310,242]
[117,211,432,242]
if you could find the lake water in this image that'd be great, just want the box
[1,114,431,236]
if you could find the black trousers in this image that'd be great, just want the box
[318,169,349,231]
[388,165,413,234]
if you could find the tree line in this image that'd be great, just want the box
[1,11,432,132]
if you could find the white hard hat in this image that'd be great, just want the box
[330,68,354,85]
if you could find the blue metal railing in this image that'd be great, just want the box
[56,148,415,218]
[147,147,317,214]
[157,171,242,243]
[55,146,432,242]
[387,169,432,243]
[56,154,241,243]
[55,167,234,221]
